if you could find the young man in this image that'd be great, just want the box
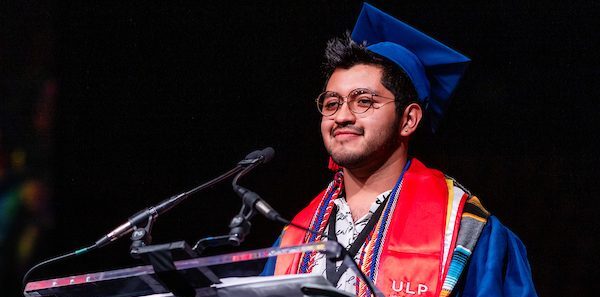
[264,4,537,297]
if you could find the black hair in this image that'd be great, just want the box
[322,33,420,116]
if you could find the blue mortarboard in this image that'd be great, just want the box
[351,3,470,132]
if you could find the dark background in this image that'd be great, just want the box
[2,1,598,296]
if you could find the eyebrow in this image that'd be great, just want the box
[326,88,373,94]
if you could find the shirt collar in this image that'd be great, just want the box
[334,190,392,224]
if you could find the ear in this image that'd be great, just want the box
[400,103,423,137]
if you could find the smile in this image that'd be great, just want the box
[332,127,363,137]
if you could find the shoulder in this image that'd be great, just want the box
[458,216,538,297]
[473,216,529,267]
[480,216,527,249]
[434,170,538,296]
[408,158,446,181]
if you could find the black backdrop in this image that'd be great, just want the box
[24,1,599,296]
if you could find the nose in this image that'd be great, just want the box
[333,99,356,125]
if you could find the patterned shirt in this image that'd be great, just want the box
[311,190,391,294]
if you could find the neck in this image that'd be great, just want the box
[342,145,408,210]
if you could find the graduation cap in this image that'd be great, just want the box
[351,3,471,132]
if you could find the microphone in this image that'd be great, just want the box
[227,147,276,245]
[233,185,281,221]
[238,147,275,166]
[232,147,274,185]
[95,148,275,249]
[260,147,275,163]
[94,195,182,249]
[238,149,261,164]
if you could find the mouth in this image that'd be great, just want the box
[332,127,363,138]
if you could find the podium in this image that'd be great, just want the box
[24,241,359,297]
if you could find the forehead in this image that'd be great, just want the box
[326,64,385,94]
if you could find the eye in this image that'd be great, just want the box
[322,97,340,111]
[354,95,374,108]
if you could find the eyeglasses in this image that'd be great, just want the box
[315,88,397,116]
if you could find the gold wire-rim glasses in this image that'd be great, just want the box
[315,88,397,116]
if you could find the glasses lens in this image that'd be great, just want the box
[317,92,340,116]
[348,89,373,114]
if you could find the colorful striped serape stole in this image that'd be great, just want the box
[440,179,490,297]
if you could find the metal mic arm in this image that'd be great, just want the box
[190,147,276,254]
[190,199,256,255]
[95,165,243,250]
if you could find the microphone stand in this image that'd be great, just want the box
[125,157,268,297]
[126,152,273,296]
[192,161,262,253]
[191,147,275,253]
[127,165,243,256]
[22,147,269,287]
[228,161,261,245]
[105,147,272,252]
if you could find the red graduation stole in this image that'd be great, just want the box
[275,159,451,297]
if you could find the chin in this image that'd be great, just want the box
[329,150,369,169]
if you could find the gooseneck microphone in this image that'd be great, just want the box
[233,185,281,221]
[96,147,274,249]
[94,148,271,249]
[226,147,276,246]
[22,147,273,287]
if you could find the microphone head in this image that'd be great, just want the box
[243,149,262,160]
[260,147,275,163]
[238,147,274,166]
